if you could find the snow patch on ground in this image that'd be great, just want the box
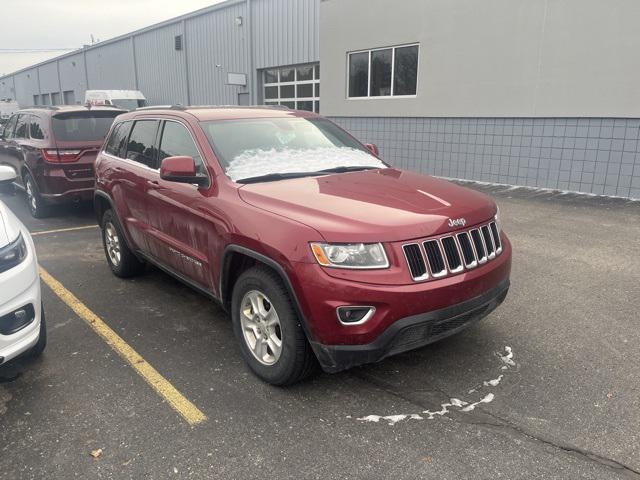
[358,413,423,426]
[461,393,495,412]
[499,346,516,366]
[483,375,504,387]
[439,176,640,201]
[355,346,516,426]
[226,147,386,181]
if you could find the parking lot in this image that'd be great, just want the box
[0,183,638,479]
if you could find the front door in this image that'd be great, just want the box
[145,119,216,291]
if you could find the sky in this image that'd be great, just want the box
[0,0,225,76]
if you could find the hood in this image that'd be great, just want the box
[0,200,22,248]
[238,168,496,242]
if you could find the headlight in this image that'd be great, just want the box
[0,233,27,274]
[494,206,502,232]
[310,242,389,269]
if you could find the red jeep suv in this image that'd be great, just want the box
[0,106,124,217]
[94,106,511,385]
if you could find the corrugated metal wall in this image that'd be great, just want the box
[134,23,188,105]
[251,0,320,69]
[36,62,59,95]
[85,39,136,90]
[58,53,87,101]
[0,0,320,108]
[186,1,250,105]
[13,69,39,106]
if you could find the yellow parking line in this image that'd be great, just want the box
[39,266,207,426]
[31,225,99,236]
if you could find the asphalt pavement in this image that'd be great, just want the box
[0,182,638,479]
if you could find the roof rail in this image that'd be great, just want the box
[23,105,60,110]
[134,104,186,111]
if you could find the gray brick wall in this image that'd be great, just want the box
[330,117,640,199]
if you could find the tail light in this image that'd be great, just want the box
[42,149,82,163]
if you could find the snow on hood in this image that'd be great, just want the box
[0,200,22,248]
[226,146,386,182]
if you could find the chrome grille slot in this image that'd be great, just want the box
[423,240,447,277]
[490,222,502,253]
[402,220,503,282]
[456,232,477,268]
[441,237,463,273]
[481,225,495,259]
[403,243,428,280]
[470,229,487,263]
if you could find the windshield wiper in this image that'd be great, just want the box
[316,166,380,174]
[236,171,329,184]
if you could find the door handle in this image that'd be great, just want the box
[146,180,160,187]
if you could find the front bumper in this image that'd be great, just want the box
[311,278,509,373]
[0,232,41,365]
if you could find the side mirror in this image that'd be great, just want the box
[160,156,208,187]
[365,143,379,156]
[0,165,17,189]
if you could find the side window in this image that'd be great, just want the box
[14,115,29,139]
[30,116,45,140]
[2,115,18,140]
[158,121,205,175]
[125,120,159,168]
[104,122,131,157]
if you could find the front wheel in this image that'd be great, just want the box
[101,209,145,278]
[231,266,318,385]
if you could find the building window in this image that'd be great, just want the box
[263,63,320,113]
[348,44,419,98]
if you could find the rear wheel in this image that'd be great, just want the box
[24,173,49,218]
[101,209,145,278]
[231,266,318,385]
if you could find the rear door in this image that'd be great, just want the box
[113,119,160,253]
[3,114,29,183]
[145,119,214,289]
[0,114,20,175]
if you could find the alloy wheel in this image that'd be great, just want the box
[25,178,37,212]
[104,222,122,266]
[240,290,283,365]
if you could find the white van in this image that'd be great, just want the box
[0,100,19,120]
[84,90,147,110]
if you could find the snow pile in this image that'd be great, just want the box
[226,146,386,181]
[354,346,517,426]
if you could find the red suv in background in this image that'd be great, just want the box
[0,106,124,217]
[94,106,511,385]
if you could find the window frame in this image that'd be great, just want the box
[262,63,320,113]
[157,119,210,184]
[29,115,45,140]
[124,119,161,170]
[13,114,29,139]
[347,43,419,100]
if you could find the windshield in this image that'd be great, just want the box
[52,111,121,142]
[200,117,386,182]
[110,99,146,110]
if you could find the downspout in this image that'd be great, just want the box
[247,0,257,105]
[131,36,139,90]
[182,19,191,105]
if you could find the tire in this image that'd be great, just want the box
[24,173,49,219]
[101,209,145,278]
[231,266,318,386]
[28,303,47,358]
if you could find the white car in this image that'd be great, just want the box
[0,166,46,366]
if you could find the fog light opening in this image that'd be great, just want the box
[337,306,376,325]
